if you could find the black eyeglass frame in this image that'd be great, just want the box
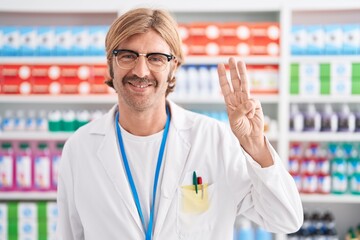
[112,49,175,62]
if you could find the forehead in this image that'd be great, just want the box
[118,30,171,53]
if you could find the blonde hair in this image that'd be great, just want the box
[104,8,184,96]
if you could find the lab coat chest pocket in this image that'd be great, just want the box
[176,171,217,237]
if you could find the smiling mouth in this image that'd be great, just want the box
[128,82,151,88]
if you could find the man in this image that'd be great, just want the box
[57,7,303,240]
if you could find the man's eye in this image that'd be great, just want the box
[120,54,136,60]
[148,55,165,62]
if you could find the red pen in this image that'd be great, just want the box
[197,177,203,199]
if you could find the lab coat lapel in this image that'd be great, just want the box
[154,101,192,237]
[95,106,144,234]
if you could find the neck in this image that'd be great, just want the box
[117,104,168,136]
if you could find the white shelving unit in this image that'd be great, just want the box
[1,1,360,239]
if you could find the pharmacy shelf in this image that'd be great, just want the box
[0,56,280,65]
[170,94,280,104]
[289,96,360,104]
[186,56,280,65]
[0,57,107,65]
[0,0,120,13]
[290,55,360,63]
[0,132,73,141]
[289,0,360,11]
[301,194,360,204]
[0,94,279,104]
[121,0,283,12]
[288,132,360,142]
[0,191,57,201]
[0,95,117,104]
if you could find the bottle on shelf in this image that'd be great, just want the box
[15,142,33,191]
[51,142,64,190]
[0,142,15,191]
[338,104,355,132]
[304,104,321,132]
[320,104,338,132]
[34,142,51,191]
[289,104,304,132]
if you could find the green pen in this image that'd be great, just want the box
[193,171,198,194]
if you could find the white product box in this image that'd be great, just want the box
[331,61,352,78]
[300,62,319,78]
[46,202,58,221]
[300,78,320,96]
[55,26,72,56]
[342,24,360,55]
[0,204,7,223]
[20,27,37,56]
[331,77,351,96]
[18,203,37,221]
[2,26,20,56]
[0,221,7,239]
[291,25,308,55]
[71,26,90,56]
[18,220,38,240]
[325,25,343,54]
[37,26,56,56]
[306,25,325,55]
[89,25,107,56]
[47,219,58,236]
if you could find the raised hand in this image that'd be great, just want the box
[217,58,273,167]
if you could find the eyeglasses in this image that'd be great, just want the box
[112,49,176,73]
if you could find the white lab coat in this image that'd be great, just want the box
[57,100,303,240]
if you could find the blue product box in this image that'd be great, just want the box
[306,25,325,55]
[291,25,308,55]
[55,26,73,56]
[20,26,37,56]
[71,26,90,56]
[37,26,56,56]
[324,25,343,55]
[342,24,359,55]
[1,26,20,56]
[89,25,108,56]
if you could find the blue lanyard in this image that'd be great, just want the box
[115,106,170,240]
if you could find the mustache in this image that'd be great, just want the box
[122,76,157,87]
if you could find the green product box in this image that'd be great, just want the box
[352,80,360,95]
[352,63,360,78]
[320,78,330,95]
[290,80,299,95]
[320,63,330,77]
[290,63,299,78]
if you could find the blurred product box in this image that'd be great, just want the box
[58,65,91,94]
[291,25,308,55]
[324,25,343,55]
[88,25,108,56]
[247,65,279,94]
[37,26,56,56]
[219,22,251,55]
[55,26,73,56]
[20,27,37,56]
[31,65,60,94]
[342,24,360,55]
[91,64,112,94]
[71,26,90,56]
[187,22,220,56]
[1,64,32,94]
[1,26,20,56]
[306,25,325,55]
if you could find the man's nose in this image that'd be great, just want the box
[131,56,151,78]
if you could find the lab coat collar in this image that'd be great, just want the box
[90,99,193,237]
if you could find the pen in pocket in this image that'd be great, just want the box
[197,176,203,199]
[193,171,198,194]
